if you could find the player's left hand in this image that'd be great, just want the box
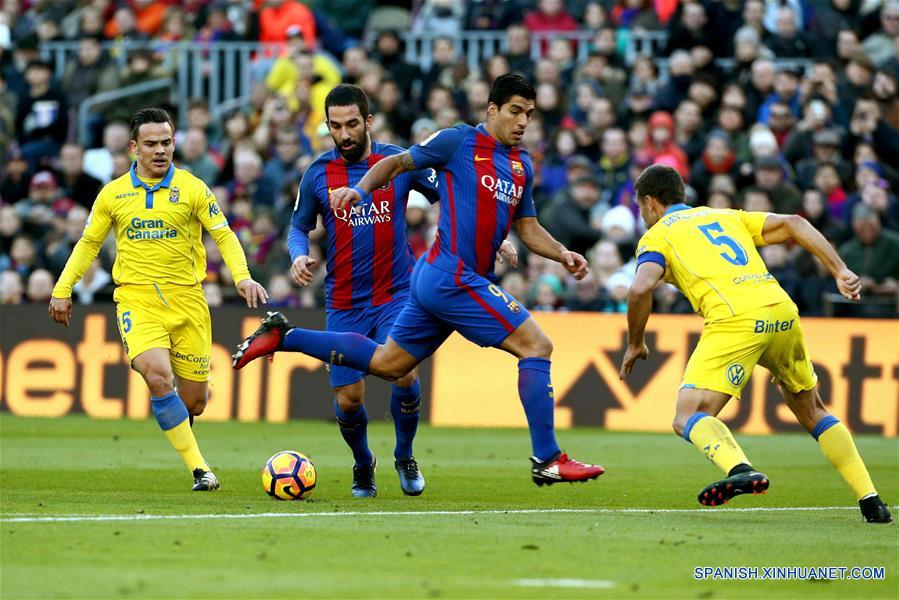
[497,239,518,268]
[619,342,649,379]
[329,186,362,212]
[237,278,269,308]
[560,250,589,280]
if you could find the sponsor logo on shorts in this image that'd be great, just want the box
[172,350,210,365]
[726,363,746,386]
[753,319,795,333]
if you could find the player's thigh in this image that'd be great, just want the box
[417,266,529,350]
[168,287,212,382]
[325,307,374,388]
[682,316,768,398]
[756,303,818,396]
[499,317,553,359]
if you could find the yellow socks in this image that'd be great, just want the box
[813,416,876,500]
[683,412,751,474]
[164,420,210,473]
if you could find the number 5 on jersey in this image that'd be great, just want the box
[697,222,748,266]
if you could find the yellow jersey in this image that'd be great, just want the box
[635,204,792,322]
[53,163,251,297]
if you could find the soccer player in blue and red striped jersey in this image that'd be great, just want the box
[235,75,605,486]
[286,84,441,497]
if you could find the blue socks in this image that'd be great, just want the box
[518,358,561,462]
[151,391,189,431]
[283,328,378,372]
[391,380,421,460]
[334,400,374,467]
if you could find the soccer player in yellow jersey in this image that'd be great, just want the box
[48,108,268,492]
[619,165,891,523]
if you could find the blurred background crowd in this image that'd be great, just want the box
[1,0,898,317]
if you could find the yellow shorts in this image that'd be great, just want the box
[682,301,817,397]
[113,284,212,382]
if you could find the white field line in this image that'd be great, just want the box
[514,579,616,589]
[0,506,874,524]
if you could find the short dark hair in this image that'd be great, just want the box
[635,165,685,206]
[130,107,175,140]
[488,73,536,109]
[324,84,370,120]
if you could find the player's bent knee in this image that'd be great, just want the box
[519,332,553,359]
[672,416,687,438]
[334,384,364,412]
[393,369,418,388]
[143,371,175,396]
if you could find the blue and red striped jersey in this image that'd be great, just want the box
[408,124,536,280]
[291,141,439,310]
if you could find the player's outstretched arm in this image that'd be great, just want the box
[620,262,664,379]
[330,152,417,211]
[760,214,860,301]
[514,217,588,279]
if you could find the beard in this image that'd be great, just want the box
[336,131,369,163]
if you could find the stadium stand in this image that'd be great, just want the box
[1,0,897,318]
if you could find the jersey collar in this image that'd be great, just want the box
[129,161,175,191]
[663,203,691,215]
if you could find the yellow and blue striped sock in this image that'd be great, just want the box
[813,416,876,501]
[152,392,209,473]
[683,412,751,475]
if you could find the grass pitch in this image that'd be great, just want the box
[1,415,896,599]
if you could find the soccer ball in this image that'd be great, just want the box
[262,450,316,500]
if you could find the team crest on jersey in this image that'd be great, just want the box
[511,160,524,176]
[169,187,180,203]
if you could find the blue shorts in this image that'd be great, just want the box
[326,292,409,387]
[390,260,531,362]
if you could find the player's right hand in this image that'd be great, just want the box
[329,186,362,211]
[290,255,318,286]
[561,250,589,280]
[835,268,861,301]
[48,296,73,327]
[619,342,649,379]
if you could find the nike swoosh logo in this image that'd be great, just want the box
[474,156,490,162]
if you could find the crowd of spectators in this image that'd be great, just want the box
[1,0,898,317]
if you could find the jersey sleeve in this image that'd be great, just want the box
[408,127,467,170]
[409,167,440,204]
[635,228,669,274]
[291,166,320,232]
[52,191,113,297]
[194,183,251,284]
[194,183,229,232]
[737,210,771,247]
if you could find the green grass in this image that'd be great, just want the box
[1,415,897,599]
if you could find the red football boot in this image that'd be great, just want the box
[232,311,292,369]
[531,452,605,486]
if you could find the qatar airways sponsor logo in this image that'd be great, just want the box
[333,200,392,226]
[480,175,523,206]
